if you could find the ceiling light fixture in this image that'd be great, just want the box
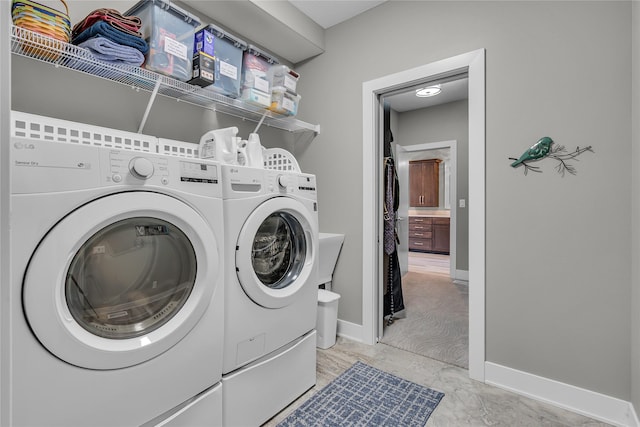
[415,85,442,97]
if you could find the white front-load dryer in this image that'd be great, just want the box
[220,165,319,426]
[8,138,224,426]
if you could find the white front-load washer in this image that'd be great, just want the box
[220,165,319,426]
[8,137,224,426]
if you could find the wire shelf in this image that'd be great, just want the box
[10,25,320,135]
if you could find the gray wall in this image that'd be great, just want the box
[632,0,640,412]
[295,1,631,399]
[395,100,469,271]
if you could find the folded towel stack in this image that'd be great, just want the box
[72,8,142,38]
[72,8,148,66]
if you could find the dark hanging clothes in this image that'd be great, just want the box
[384,249,404,318]
[382,104,404,322]
[383,157,404,320]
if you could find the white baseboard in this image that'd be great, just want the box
[455,269,469,281]
[336,319,363,343]
[485,362,638,427]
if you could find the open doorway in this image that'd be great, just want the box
[379,83,469,368]
[361,49,485,381]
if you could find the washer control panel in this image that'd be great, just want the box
[267,171,316,196]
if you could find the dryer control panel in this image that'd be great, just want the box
[10,138,221,197]
[106,150,220,197]
[109,151,169,185]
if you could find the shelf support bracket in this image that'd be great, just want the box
[138,77,162,134]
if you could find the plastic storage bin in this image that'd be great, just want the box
[196,23,247,98]
[241,88,271,108]
[268,64,299,94]
[126,0,200,82]
[317,289,340,349]
[240,44,278,107]
[269,86,301,116]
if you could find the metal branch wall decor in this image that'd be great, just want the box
[509,137,594,176]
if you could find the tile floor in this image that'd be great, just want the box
[264,252,610,426]
[264,338,611,426]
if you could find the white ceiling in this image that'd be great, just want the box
[385,78,469,113]
[288,0,387,29]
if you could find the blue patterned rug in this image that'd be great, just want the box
[277,361,444,426]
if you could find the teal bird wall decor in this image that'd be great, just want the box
[509,137,593,176]
[510,137,554,167]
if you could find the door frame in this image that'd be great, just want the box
[362,49,485,381]
[396,140,458,280]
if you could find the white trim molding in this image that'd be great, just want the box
[486,362,639,427]
[456,269,469,282]
[362,49,485,381]
[336,319,362,343]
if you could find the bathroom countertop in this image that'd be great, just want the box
[408,210,450,218]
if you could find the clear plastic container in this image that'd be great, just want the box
[126,0,200,82]
[198,23,247,98]
[267,64,299,94]
[269,86,301,116]
[241,44,278,95]
[241,87,271,108]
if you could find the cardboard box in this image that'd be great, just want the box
[193,28,215,57]
[188,52,215,87]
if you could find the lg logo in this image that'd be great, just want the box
[14,142,35,149]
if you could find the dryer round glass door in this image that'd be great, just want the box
[65,217,196,340]
[236,197,317,309]
[23,192,221,370]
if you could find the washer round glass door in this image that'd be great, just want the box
[236,197,316,309]
[23,192,220,370]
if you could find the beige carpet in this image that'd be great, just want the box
[380,270,469,369]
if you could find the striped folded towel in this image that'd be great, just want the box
[79,36,145,66]
[72,20,148,55]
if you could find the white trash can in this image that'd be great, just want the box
[316,289,341,349]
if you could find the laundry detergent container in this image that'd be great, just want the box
[317,289,340,349]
